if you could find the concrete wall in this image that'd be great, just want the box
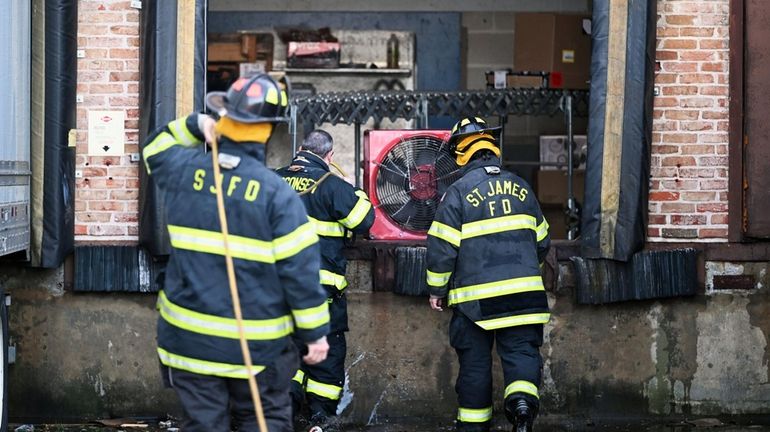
[5,259,770,424]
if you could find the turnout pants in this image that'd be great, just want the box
[292,331,347,417]
[161,342,298,432]
[450,310,543,431]
[292,293,348,418]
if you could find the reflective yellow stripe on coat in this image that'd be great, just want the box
[158,348,265,379]
[339,191,372,229]
[157,290,293,340]
[448,276,544,305]
[320,269,348,291]
[504,380,539,399]
[306,378,343,400]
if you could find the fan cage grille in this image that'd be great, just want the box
[374,135,459,232]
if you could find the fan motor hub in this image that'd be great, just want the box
[409,164,437,201]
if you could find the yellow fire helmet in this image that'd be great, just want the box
[447,117,501,166]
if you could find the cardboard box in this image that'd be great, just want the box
[536,169,585,205]
[287,42,340,69]
[514,13,591,89]
[539,135,587,170]
[486,70,546,89]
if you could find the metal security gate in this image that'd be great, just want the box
[0,2,31,260]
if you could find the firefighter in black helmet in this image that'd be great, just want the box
[426,117,550,432]
[142,73,330,432]
[275,129,375,431]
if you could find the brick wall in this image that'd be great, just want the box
[648,0,730,242]
[75,0,141,243]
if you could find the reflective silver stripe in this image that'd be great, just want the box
[504,380,539,399]
[339,191,372,229]
[426,269,451,287]
[320,269,348,290]
[427,221,461,248]
[167,224,275,263]
[273,221,318,261]
[158,290,293,340]
[461,214,537,239]
[309,217,346,238]
[475,313,551,330]
[168,118,198,146]
[536,219,549,242]
[306,378,342,400]
[457,406,493,423]
[157,348,265,379]
[292,302,330,330]
[448,276,544,305]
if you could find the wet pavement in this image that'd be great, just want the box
[11,418,770,432]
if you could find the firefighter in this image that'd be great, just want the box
[426,117,550,432]
[141,73,331,432]
[275,129,375,430]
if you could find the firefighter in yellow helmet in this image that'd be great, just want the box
[142,74,330,432]
[426,117,551,432]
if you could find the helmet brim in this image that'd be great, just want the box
[205,92,289,124]
[447,126,502,147]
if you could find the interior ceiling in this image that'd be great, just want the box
[208,0,590,13]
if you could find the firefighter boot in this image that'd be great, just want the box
[308,412,341,432]
[505,398,533,432]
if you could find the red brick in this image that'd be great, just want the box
[701,62,726,72]
[680,51,718,61]
[660,179,698,190]
[657,26,680,37]
[650,191,680,201]
[680,27,715,37]
[113,212,138,223]
[88,201,126,212]
[700,179,728,190]
[662,85,699,96]
[700,39,729,50]
[699,228,728,238]
[697,203,728,213]
[110,25,139,36]
[656,50,678,61]
[89,83,125,94]
[671,214,707,225]
[680,121,713,131]
[698,156,728,166]
[665,110,699,120]
[655,73,678,84]
[701,85,728,96]
[77,189,109,200]
[75,225,88,235]
[649,215,667,225]
[652,144,680,154]
[661,133,698,143]
[661,61,698,73]
[648,227,661,238]
[661,203,696,213]
[109,71,139,82]
[110,189,139,200]
[654,97,680,107]
[711,214,729,225]
[653,120,678,131]
[698,133,729,144]
[702,110,728,120]
[681,145,716,155]
[679,74,714,84]
[666,15,696,26]
[650,167,679,177]
[88,225,128,236]
[662,156,696,167]
[680,98,714,108]
[681,191,717,201]
[109,48,137,59]
[76,212,112,223]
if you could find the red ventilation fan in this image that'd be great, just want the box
[363,130,460,240]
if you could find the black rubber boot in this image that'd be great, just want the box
[505,399,533,432]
